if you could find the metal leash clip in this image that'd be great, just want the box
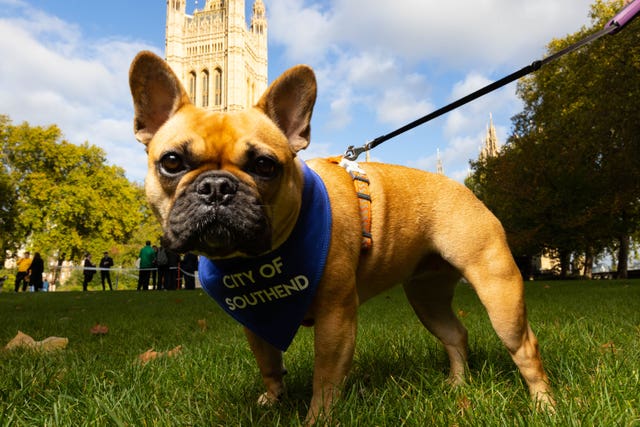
[343,144,369,161]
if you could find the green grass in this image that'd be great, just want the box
[1,280,639,426]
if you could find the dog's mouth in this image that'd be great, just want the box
[163,172,272,258]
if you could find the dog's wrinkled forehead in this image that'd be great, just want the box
[148,106,293,166]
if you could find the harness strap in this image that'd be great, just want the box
[327,157,373,251]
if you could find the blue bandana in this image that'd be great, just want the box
[198,162,332,351]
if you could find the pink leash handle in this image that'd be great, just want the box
[606,0,640,33]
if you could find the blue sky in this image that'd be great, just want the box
[0,0,597,183]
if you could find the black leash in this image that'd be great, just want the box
[344,0,640,161]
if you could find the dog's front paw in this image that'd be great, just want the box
[257,391,282,406]
[534,390,556,413]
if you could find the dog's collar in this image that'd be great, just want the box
[198,161,332,351]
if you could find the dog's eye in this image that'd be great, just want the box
[160,152,186,175]
[251,156,278,179]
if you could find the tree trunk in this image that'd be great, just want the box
[583,247,594,279]
[616,234,629,279]
[559,250,571,278]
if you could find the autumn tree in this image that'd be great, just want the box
[470,0,640,277]
[0,116,158,263]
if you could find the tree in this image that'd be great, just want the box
[469,0,640,277]
[0,116,156,262]
[0,116,20,264]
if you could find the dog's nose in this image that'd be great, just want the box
[196,175,238,204]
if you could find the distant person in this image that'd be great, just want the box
[29,252,45,292]
[156,244,169,290]
[52,252,65,288]
[137,241,156,291]
[99,251,114,291]
[151,245,158,290]
[82,254,96,291]
[14,251,32,292]
[181,252,198,290]
[42,277,50,292]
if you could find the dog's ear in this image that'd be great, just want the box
[255,65,317,153]
[129,51,191,145]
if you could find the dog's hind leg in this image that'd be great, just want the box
[461,249,554,409]
[403,258,468,385]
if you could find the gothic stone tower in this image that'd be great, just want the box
[166,0,268,112]
[480,113,500,160]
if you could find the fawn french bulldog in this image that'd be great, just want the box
[129,50,553,423]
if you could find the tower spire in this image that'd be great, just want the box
[480,113,500,160]
[436,148,444,175]
[251,0,267,35]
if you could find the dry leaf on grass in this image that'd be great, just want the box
[138,345,182,364]
[37,336,69,351]
[90,323,109,335]
[138,348,161,364]
[600,341,619,354]
[197,319,207,331]
[4,331,68,352]
[167,345,182,357]
[4,330,35,349]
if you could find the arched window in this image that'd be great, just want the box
[188,71,197,105]
[201,70,209,107]
[214,68,222,106]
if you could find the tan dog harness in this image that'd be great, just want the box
[329,157,373,251]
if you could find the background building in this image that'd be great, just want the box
[166,0,268,112]
[480,113,500,161]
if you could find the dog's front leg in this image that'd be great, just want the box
[244,327,286,405]
[306,291,359,424]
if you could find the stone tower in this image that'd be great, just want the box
[165,0,268,112]
[480,113,500,160]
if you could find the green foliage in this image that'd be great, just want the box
[0,118,19,260]
[0,282,638,425]
[0,115,161,263]
[469,0,640,269]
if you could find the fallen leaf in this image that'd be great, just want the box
[167,345,182,357]
[600,341,619,354]
[138,345,182,364]
[457,310,469,318]
[197,319,207,331]
[138,348,161,364]
[4,331,68,352]
[90,324,109,335]
[4,331,36,349]
[38,336,69,351]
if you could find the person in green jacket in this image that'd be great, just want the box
[137,241,156,291]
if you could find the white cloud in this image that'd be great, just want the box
[270,0,594,67]
[0,0,599,184]
[376,87,432,126]
[409,133,481,180]
[267,0,593,181]
[327,96,353,130]
[0,3,156,182]
[267,0,334,63]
